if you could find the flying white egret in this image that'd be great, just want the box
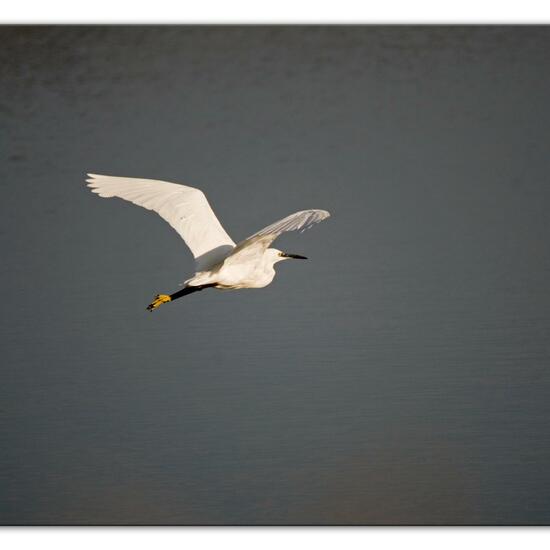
[86,174,330,311]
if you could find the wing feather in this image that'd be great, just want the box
[86,174,235,270]
[247,209,331,240]
[246,209,330,242]
[227,209,330,261]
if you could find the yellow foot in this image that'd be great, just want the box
[147,294,171,312]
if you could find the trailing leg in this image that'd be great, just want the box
[146,283,216,311]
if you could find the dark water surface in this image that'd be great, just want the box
[2,26,550,524]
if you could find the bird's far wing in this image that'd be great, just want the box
[245,209,330,243]
[86,174,235,270]
[224,210,331,264]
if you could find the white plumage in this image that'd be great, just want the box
[86,174,330,311]
[87,174,236,271]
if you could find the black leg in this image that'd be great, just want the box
[147,283,217,311]
[169,283,216,301]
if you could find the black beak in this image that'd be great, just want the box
[281,253,308,260]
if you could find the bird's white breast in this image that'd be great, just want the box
[214,261,276,289]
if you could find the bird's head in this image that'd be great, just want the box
[269,248,308,263]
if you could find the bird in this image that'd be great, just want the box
[86,174,330,311]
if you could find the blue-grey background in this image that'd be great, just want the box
[1,26,550,524]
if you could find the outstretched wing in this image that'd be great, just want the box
[228,209,330,262]
[86,174,235,270]
[246,209,330,242]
